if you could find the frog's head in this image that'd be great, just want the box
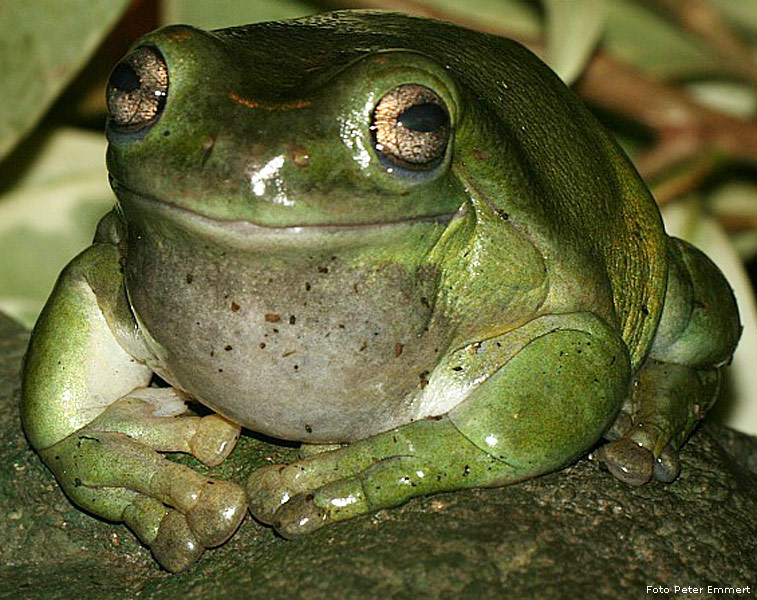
[104,12,481,235]
[106,10,635,253]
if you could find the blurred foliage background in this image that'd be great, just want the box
[0,0,755,434]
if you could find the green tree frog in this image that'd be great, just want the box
[22,11,741,572]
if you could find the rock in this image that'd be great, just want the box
[1,312,755,600]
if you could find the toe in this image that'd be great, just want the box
[246,464,291,524]
[151,510,205,573]
[273,493,328,539]
[190,415,241,466]
[186,479,247,547]
[653,446,681,483]
[598,438,654,486]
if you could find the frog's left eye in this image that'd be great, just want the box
[107,47,168,129]
[371,84,450,170]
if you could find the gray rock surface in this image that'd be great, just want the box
[1,312,755,600]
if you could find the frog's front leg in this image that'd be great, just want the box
[22,243,246,572]
[599,238,741,485]
[247,313,630,537]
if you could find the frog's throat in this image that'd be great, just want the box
[111,179,464,234]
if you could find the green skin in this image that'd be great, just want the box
[22,11,741,572]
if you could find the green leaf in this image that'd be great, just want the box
[0,128,112,327]
[162,0,319,28]
[708,0,757,38]
[662,199,757,436]
[544,0,608,84]
[685,80,757,119]
[0,0,130,161]
[412,0,542,38]
[602,0,720,77]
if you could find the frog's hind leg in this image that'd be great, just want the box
[247,312,631,538]
[23,243,246,572]
[598,237,741,485]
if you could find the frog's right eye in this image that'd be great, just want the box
[107,47,168,129]
[371,83,450,171]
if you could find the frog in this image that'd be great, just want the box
[21,10,741,573]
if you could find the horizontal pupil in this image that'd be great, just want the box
[110,62,141,93]
[397,103,447,132]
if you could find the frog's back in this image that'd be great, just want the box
[213,11,667,367]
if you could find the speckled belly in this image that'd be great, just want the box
[124,217,454,443]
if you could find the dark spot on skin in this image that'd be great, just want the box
[305,424,313,434]
[207,480,215,485]
[259,342,266,349]
[218,368,223,373]
[497,209,510,220]
[452,366,463,372]
[359,342,367,351]
[318,266,329,273]
[463,465,471,476]
[305,282,312,291]
[196,322,201,326]
[641,305,649,316]
[185,273,194,284]
[163,130,170,137]
[420,297,430,309]
[74,478,82,488]
[419,370,430,389]
[290,145,310,167]
[210,350,215,357]
[231,302,240,312]
[77,435,100,446]
[225,345,232,351]
[472,147,490,160]
[305,493,314,501]
[282,350,296,357]
[200,135,216,167]
[265,313,281,322]
[289,315,296,325]
[353,283,359,294]
[273,328,279,333]
[338,324,345,329]
[294,365,299,371]
[395,343,404,357]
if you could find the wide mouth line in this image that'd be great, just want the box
[111,178,465,232]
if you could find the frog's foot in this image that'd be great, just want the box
[597,435,680,486]
[598,359,717,487]
[39,392,246,572]
[247,417,511,538]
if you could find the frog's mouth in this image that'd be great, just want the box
[112,179,465,248]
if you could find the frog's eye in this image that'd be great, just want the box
[107,47,168,129]
[371,84,450,170]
